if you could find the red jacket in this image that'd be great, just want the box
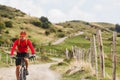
[11,39,35,56]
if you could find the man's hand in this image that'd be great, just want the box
[32,54,36,58]
[29,54,36,59]
[10,55,15,59]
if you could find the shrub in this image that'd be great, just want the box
[57,32,65,38]
[20,27,24,30]
[39,16,51,29]
[32,21,41,27]
[49,28,56,33]
[41,22,50,29]
[0,22,6,33]
[5,21,13,28]
[117,33,120,37]
[45,30,50,36]
[5,30,9,34]
[57,29,63,32]
[115,24,120,32]
[28,35,31,38]
[40,16,51,23]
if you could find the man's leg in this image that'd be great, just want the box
[24,58,29,75]
[16,65,20,80]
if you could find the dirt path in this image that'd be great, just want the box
[52,32,84,45]
[0,58,63,80]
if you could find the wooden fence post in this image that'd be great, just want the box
[72,46,75,58]
[6,53,8,64]
[10,58,13,65]
[89,47,92,64]
[0,53,1,61]
[97,30,105,79]
[90,37,94,67]
[65,48,69,59]
[76,47,80,61]
[93,35,98,79]
[112,31,117,80]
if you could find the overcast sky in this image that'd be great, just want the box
[0,0,120,24]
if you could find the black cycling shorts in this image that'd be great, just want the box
[16,53,29,66]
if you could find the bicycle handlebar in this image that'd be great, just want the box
[12,55,35,59]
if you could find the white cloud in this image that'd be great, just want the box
[0,0,120,24]
[68,6,97,22]
[48,9,66,23]
[93,4,103,12]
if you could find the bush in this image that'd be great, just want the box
[40,16,51,23]
[0,22,6,33]
[5,30,9,34]
[39,16,51,29]
[41,22,50,29]
[57,29,63,32]
[117,33,120,37]
[5,21,13,28]
[20,27,24,30]
[57,32,65,38]
[115,24,120,32]
[32,21,41,27]
[45,30,50,36]
[49,28,56,33]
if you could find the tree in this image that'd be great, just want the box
[39,16,51,29]
[40,16,50,23]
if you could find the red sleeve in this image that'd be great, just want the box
[10,40,18,56]
[27,40,35,54]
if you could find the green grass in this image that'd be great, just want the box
[0,51,11,67]
[48,33,120,80]
[43,35,90,58]
[62,71,97,80]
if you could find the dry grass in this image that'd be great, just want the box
[69,60,95,74]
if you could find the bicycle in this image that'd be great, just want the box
[12,56,35,80]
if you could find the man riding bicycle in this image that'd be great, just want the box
[10,31,35,80]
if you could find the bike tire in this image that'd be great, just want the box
[23,67,26,80]
[19,67,26,80]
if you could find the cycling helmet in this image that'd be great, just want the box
[20,31,27,36]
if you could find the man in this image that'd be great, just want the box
[10,31,35,80]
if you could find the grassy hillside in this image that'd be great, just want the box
[0,4,63,47]
[0,4,116,47]
[0,4,63,66]
[57,20,115,38]
[0,4,25,19]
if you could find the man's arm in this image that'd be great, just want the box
[10,40,18,56]
[27,40,35,55]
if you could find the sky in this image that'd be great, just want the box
[0,0,120,24]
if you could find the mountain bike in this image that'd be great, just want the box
[13,56,35,80]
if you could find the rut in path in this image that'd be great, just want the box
[0,58,62,80]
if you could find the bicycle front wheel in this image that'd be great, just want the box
[19,67,26,80]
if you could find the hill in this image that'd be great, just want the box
[56,20,115,39]
[0,4,63,48]
[0,4,116,47]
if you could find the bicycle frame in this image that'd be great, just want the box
[12,56,35,80]
[14,57,26,80]
[19,57,26,80]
